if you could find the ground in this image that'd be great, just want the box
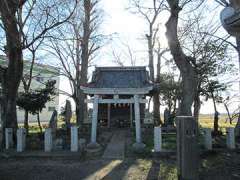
[1,151,240,180]
[0,158,177,180]
[1,115,239,180]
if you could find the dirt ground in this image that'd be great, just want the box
[1,151,240,180]
[0,158,177,180]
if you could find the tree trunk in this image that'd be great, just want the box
[0,68,7,148]
[235,37,240,136]
[224,103,232,124]
[77,91,87,126]
[0,2,24,140]
[147,35,154,82]
[152,47,163,126]
[77,0,91,126]
[193,92,201,123]
[75,94,87,127]
[24,110,29,134]
[37,112,42,134]
[212,92,219,135]
[153,94,161,126]
[165,1,197,116]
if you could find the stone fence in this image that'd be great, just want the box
[3,126,237,153]
[4,126,86,152]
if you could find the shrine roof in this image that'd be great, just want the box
[85,66,152,89]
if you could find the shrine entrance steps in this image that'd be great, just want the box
[102,130,126,159]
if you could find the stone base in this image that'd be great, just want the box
[86,142,102,157]
[86,142,101,151]
[132,142,146,152]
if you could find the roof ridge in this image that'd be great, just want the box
[96,66,146,71]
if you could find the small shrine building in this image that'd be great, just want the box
[81,66,153,148]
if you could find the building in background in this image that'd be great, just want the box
[0,55,60,124]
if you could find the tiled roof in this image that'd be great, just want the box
[87,66,152,88]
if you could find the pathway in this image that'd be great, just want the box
[102,130,126,159]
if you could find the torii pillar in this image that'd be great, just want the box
[132,94,145,151]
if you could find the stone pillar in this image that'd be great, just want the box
[17,128,26,152]
[71,126,78,152]
[87,95,100,149]
[44,128,52,152]
[5,128,13,150]
[154,126,162,152]
[107,104,111,128]
[133,95,145,150]
[203,128,212,150]
[176,116,198,180]
[226,127,235,149]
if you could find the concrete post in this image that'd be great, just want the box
[154,126,162,152]
[132,95,145,150]
[71,126,78,152]
[226,127,235,149]
[44,128,52,152]
[17,128,26,152]
[204,128,212,150]
[90,95,99,144]
[176,116,198,180]
[5,128,13,149]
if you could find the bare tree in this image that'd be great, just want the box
[0,0,77,144]
[47,0,103,126]
[215,0,240,135]
[129,0,166,126]
[165,0,206,116]
[111,40,137,66]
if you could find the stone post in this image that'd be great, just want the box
[5,128,13,149]
[71,126,78,152]
[204,128,212,150]
[17,128,26,152]
[44,128,52,152]
[133,95,145,150]
[226,127,235,149]
[176,116,198,180]
[154,126,162,152]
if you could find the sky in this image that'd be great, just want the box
[58,0,240,115]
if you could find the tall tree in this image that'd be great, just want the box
[0,0,77,144]
[201,80,227,134]
[47,0,103,126]
[215,0,240,135]
[129,0,165,125]
[165,0,200,116]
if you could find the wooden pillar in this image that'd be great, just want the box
[176,116,198,180]
[90,95,99,144]
[107,104,111,128]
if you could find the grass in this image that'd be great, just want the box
[198,114,236,129]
